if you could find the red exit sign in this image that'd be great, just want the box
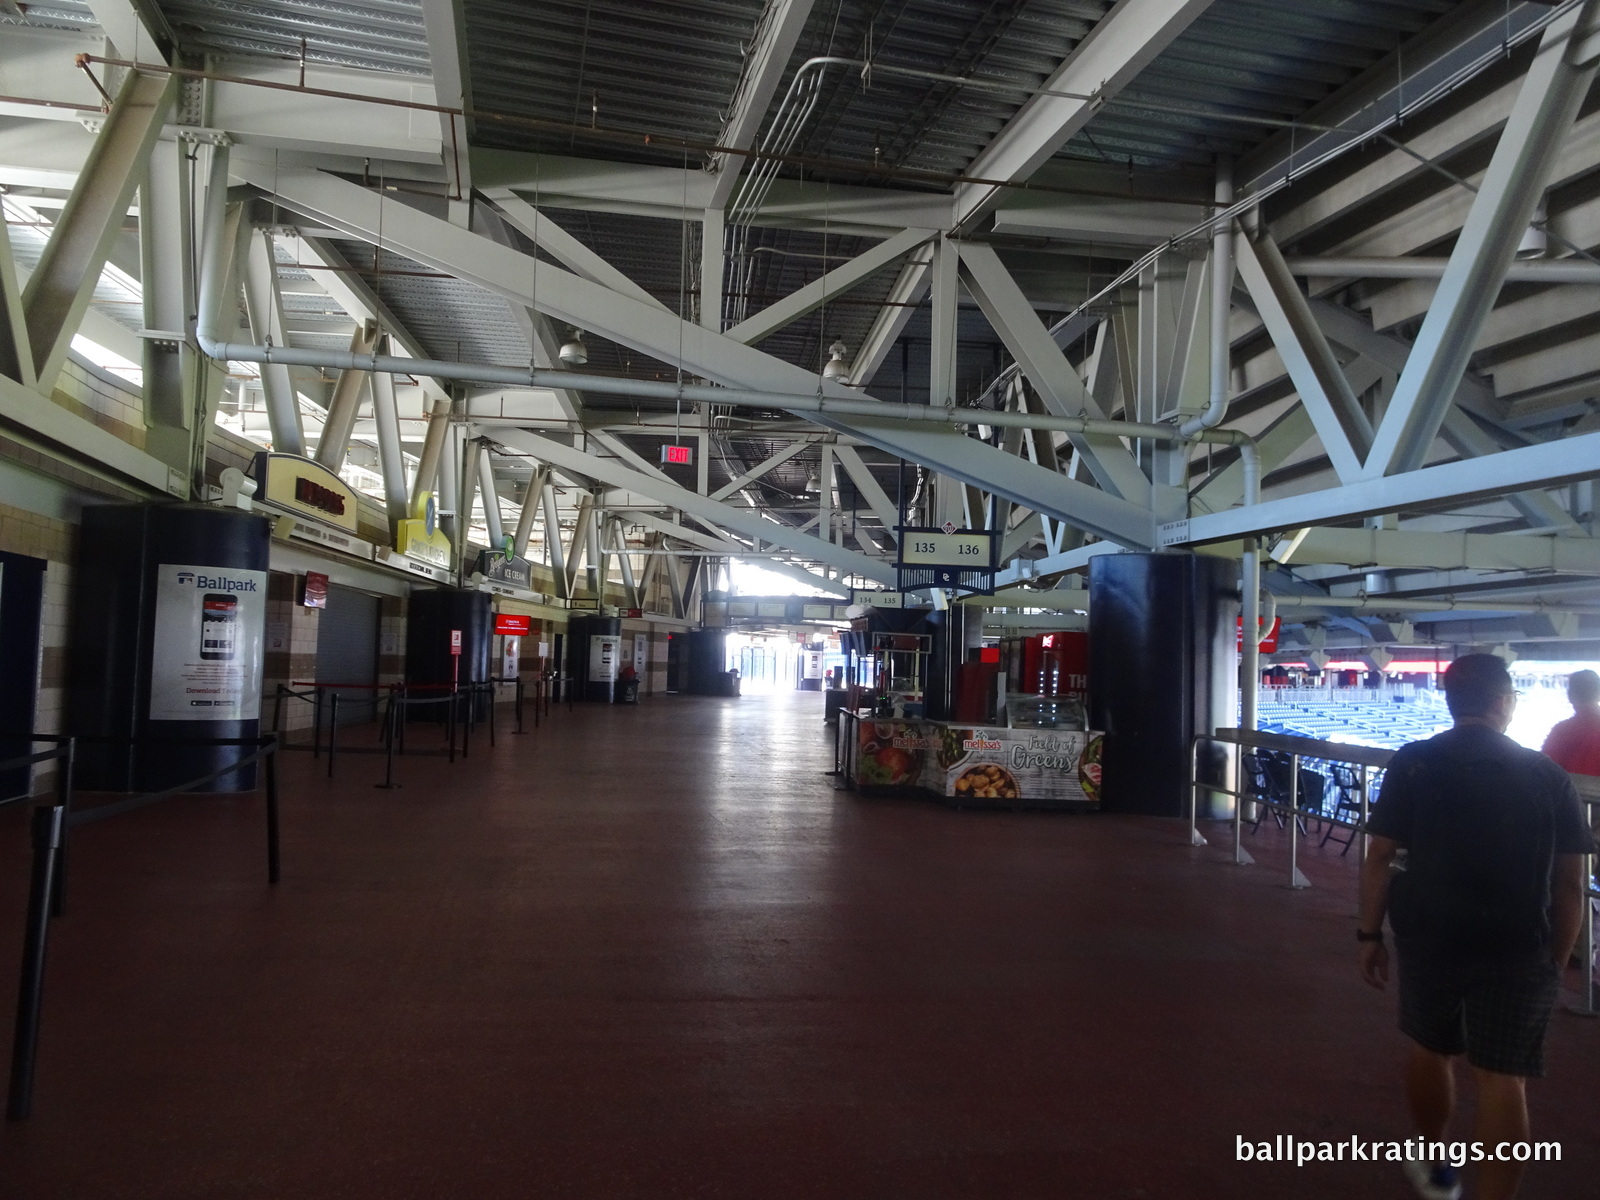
[660,444,693,466]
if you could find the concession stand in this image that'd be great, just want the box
[838,615,1102,811]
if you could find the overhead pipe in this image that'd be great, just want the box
[1181,155,1235,439]
[1283,255,1600,282]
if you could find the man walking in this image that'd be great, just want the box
[1542,667,1600,777]
[1357,654,1592,1200]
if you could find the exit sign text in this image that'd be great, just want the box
[660,444,693,465]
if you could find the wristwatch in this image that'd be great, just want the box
[1355,929,1385,943]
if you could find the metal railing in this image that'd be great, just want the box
[1189,728,1599,1018]
[6,734,281,1121]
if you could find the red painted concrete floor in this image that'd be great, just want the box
[1,690,1595,1199]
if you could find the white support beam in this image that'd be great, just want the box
[0,192,37,387]
[623,510,853,597]
[832,444,901,544]
[477,449,506,548]
[512,466,547,556]
[288,236,452,408]
[709,439,810,501]
[929,235,958,406]
[1170,429,1600,546]
[370,357,410,532]
[490,427,896,586]
[316,320,381,472]
[420,0,473,225]
[952,0,1215,229]
[1364,1,1600,479]
[848,250,931,386]
[239,161,1157,548]
[707,0,817,210]
[490,197,669,312]
[1233,229,1370,482]
[724,227,935,346]
[242,228,307,457]
[541,480,568,599]
[1269,526,1600,574]
[22,70,174,388]
[958,242,1151,503]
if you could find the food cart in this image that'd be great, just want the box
[841,714,1103,811]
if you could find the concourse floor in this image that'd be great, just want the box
[1,690,1595,1199]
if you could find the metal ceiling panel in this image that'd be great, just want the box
[156,0,431,75]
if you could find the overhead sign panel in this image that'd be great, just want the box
[896,527,999,594]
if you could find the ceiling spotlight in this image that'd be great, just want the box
[558,330,588,366]
[821,339,850,381]
[803,467,822,494]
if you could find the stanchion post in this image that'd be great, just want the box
[376,698,400,789]
[264,739,281,885]
[488,684,497,748]
[515,679,525,735]
[326,694,339,779]
[7,803,65,1122]
[1358,765,1371,866]
[1187,737,1207,847]
[273,685,284,735]
[1288,753,1309,889]
[48,739,74,919]
[313,688,323,759]
[447,687,458,764]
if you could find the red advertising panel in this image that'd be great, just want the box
[494,614,533,636]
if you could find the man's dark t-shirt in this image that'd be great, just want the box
[1368,725,1595,962]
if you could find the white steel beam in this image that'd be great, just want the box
[420,0,473,224]
[958,242,1151,502]
[709,438,810,501]
[707,0,817,210]
[1269,526,1600,574]
[490,427,896,586]
[22,70,174,388]
[1364,1,1600,479]
[242,228,308,456]
[832,444,901,544]
[239,161,1156,547]
[929,235,958,406]
[952,0,1215,229]
[370,356,410,532]
[541,480,568,599]
[848,250,932,385]
[316,320,381,471]
[1233,228,1370,482]
[724,227,935,345]
[1169,429,1600,546]
[0,195,36,387]
[490,197,669,312]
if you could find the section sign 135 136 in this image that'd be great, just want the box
[899,531,991,565]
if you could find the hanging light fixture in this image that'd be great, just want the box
[1518,198,1548,259]
[558,329,588,365]
[803,465,822,494]
[821,339,850,381]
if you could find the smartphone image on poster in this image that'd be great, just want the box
[201,593,238,660]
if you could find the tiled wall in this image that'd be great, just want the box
[53,361,147,449]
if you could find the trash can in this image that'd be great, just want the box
[617,677,640,704]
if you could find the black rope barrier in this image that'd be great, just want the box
[6,735,278,1123]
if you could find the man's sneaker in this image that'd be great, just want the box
[1402,1158,1462,1200]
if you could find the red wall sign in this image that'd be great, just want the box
[449,629,462,656]
[494,614,532,636]
[1236,616,1282,653]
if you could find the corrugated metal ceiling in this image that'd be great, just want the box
[156,0,431,75]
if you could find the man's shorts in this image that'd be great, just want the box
[1396,948,1562,1076]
